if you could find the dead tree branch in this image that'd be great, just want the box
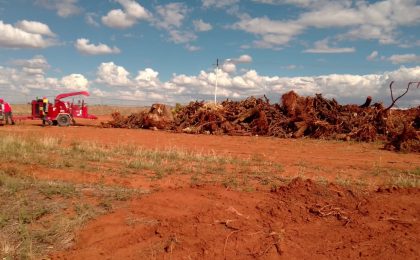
[385,81,420,111]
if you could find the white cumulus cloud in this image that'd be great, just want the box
[367,50,379,61]
[167,66,420,107]
[85,13,100,27]
[222,62,237,74]
[0,20,57,49]
[202,0,239,8]
[388,54,420,64]
[232,16,305,48]
[221,54,253,74]
[252,0,334,8]
[235,54,253,63]
[135,68,161,88]
[233,0,420,48]
[185,44,201,52]
[3,58,420,108]
[0,56,90,101]
[61,74,89,91]
[155,2,188,30]
[75,38,121,55]
[102,0,151,29]
[35,0,81,17]
[96,62,132,87]
[15,20,55,36]
[152,2,198,47]
[12,55,50,75]
[193,19,212,32]
[167,30,197,44]
[304,39,355,54]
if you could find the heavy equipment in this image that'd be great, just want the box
[14,91,97,126]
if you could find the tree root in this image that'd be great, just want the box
[309,204,351,225]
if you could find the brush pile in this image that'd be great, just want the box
[102,91,420,152]
[101,104,174,130]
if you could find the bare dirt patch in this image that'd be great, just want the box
[51,179,420,259]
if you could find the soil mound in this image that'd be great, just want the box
[52,180,420,259]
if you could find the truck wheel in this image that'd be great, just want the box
[57,114,71,127]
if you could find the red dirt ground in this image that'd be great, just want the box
[4,117,419,187]
[51,180,420,260]
[1,118,419,259]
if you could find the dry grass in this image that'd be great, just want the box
[0,133,286,190]
[2,133,418,191]
[369,162,420,188]
[0,134,152,259]
[0,168,148,259]
[387,167,420,188]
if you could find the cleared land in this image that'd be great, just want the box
[0,118,419,259]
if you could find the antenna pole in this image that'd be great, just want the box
[214,58,219,104]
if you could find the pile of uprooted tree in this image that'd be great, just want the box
[102,82,420,152]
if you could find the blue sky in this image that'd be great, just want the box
[0,0,419,106]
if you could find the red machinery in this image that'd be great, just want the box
[0,103,3,125]
[29,91,97,126]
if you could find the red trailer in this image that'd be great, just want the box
[22,91,97,126]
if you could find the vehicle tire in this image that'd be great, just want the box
[52,120,58,126]
[57,114,71,127]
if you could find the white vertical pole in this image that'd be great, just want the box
[214,59,219,105]
[214,68,218,104]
